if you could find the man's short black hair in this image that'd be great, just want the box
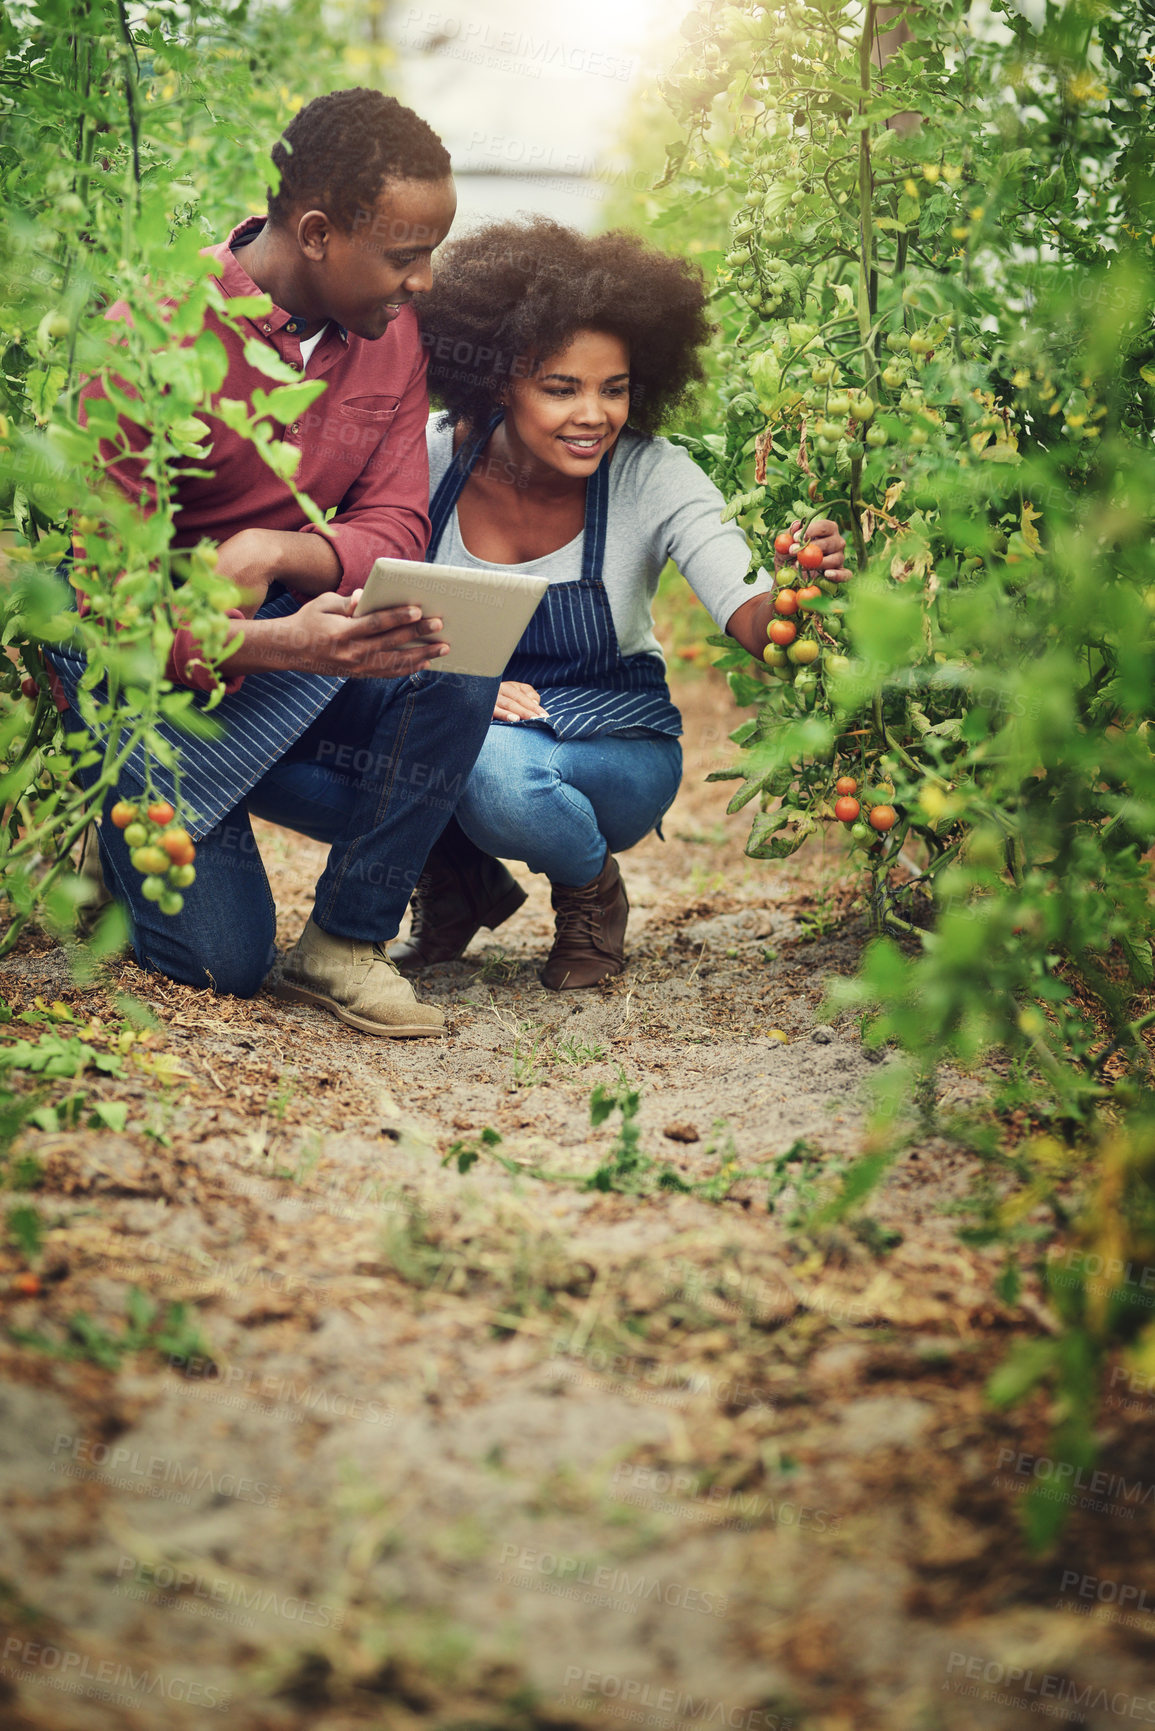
[267,87,451,231]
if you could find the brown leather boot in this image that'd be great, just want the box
[541,851,628,991]
[390,817,527,973]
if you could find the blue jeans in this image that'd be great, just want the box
[453,724,683,885]
[84,670,498,997]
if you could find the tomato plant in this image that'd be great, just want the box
[654,0,1155,1542]
[0,0,380,950]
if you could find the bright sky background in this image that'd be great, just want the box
[386,0,680,231]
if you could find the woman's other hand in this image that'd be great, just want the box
[494,681,549,723]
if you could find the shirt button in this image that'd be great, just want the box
[261,323,271,334]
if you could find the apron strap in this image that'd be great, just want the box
[427,409,504,561]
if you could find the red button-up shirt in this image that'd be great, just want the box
[80,216,432,691]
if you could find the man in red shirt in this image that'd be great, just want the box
[52,88,499,1038]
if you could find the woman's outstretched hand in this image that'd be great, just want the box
[494,680,550,723]
[779,518,852,584]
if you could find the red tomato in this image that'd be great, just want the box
[768,619,797,647]
[774,530,796,558]
[110,801,138,830]
[835,775,858,796]
[12,1273,41,1297]
[834,796,861,823]
[798,585,822,606]
[159,828,196,867]
[798,541,825,571]
[147,801,175,827]
[869,804,898,832]
[21,676,38,700]
[773,589,799,616]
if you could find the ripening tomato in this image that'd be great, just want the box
[787,639,819,665]
[132,845,171,877]
[798,541,825,571]
[110,801,138,829]
[773,531,796,558]
[835,775,857,796]
[774,589,799,616]
[869,804,898,832]
[768,619,797,647]
[797,585,822,606]
[834,796,860,823]
[762,644,789,668]
[147,800,175,827]
[160,828,195,867]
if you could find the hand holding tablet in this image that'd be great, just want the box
[355,558,550,678]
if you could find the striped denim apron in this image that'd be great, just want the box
[428,415,682,742]
[47,589,345,841]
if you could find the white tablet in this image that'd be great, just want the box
[354,558,550,678]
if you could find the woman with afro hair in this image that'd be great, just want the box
[393,217,849,989]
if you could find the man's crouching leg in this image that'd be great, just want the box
[266,670,501,1037]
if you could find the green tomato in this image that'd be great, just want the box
[159,890,185,916]
[849,821,871,845]
[167,863,197,888]
[826,392,850,416]
[787,639,820,665]
[881,365,906,391]
[141,875,167,902]
[762,644,789,668]
[123,821,149,850]
[816,419,843,442]
[815,436,839,457]
[886,332,910,353]
[826,653,851,675]
[865,425,889,448]
[131,844,170,876]
[849,395,876,423]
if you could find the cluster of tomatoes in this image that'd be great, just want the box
[830,775,898,841]
[108,798,196,915]
[761,531,851,678]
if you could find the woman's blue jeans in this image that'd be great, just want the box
[453,723,683,886]
[84,670,498,997]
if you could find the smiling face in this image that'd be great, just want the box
[502,328,631,479]
[298,175,457,340]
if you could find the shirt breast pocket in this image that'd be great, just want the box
[330,395,400,461]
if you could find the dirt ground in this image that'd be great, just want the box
[1,659,1153,1731]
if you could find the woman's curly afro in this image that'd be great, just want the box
[418,217,712,437]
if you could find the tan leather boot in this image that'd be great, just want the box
[272,917,444,1037]
[391,818,526,974]
[541,851,628,991]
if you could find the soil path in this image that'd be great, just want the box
[1,665,1152,1731]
